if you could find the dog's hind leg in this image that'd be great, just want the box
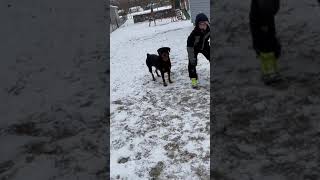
[155,69,161,77]
[148,66,156,81]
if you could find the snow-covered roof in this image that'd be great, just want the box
[110,5,118,9]
[129,6,142,9]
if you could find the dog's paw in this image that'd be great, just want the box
[163,83,168,87]
[169,80,173,83]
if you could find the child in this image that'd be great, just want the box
[187,13,210,88]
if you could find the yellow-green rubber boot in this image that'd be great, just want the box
[259,52,274,84]
[270,56,281,81]
[260,52,276,74]
[259,52,281,84]
[259,54,269,76]
[191,78,198,88]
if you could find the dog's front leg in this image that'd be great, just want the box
[151,73,156,81]
[168,71,173,83]
[161,72,167,86]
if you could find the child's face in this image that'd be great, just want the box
[198,21,208,31]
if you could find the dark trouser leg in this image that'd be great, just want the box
[188,52,198,79]
[249,0,281,57]
[201,46,210,62]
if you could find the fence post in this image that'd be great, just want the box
[115,16,119,28]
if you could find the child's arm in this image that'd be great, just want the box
[187,31,195,47]
[187,31,196,65]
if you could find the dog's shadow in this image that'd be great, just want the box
[143,72,176,87]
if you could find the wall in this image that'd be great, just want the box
[189,0,210,24]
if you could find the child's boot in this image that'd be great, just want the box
[269,54,281,82]
[259,52,272,84]
[259,52,281,84]
[191,78,198,89]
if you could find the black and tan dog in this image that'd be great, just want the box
[146,47,173,86]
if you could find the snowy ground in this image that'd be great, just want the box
[110,18,210,179]
[212,0,320,179]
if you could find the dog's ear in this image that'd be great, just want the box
[157,48,162,56]
[166,47,170,53]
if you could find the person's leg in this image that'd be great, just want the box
[250,0,281,83]
[188,54,198,80]
[250,0,280,54]
[201,46,210,62]
[188,51,199,87]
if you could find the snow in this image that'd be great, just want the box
[110,18,210,179]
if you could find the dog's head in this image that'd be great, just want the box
[157,47,170,62]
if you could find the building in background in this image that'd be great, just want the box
[110,5,120,32]
[188,0,210,24]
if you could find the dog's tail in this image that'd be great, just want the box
[146,53,151,63]
[146,53,150,65]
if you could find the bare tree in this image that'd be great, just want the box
[118,0,130,12]
[141,0,150,8]
[110,0,120,6]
